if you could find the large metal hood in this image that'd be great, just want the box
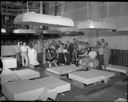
[13,29,36,34]
[14,12,74,27]
[78,20,117,30]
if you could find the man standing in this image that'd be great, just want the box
[72,38,79,64]
[13,41,22,68]
[34,39,43,68]
[20,42,29,67]
[103,42,110,69]
[66,41,73,65]
[97,44,104,70]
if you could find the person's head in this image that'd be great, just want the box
[63,44,67,49]
[73,38,77,43]
[98,44,102,48]
[46,49,50,53]
[96,41,100,45]
[91,47,94,51]
[85,42,89,47]
[17,41,20,45]
[101,39,105,43]
[59,43,63,47]
[58,40,61,44]
[23,42,26,46]
[20,41,23,45]
[66,40,70,45]
[29,43,33,48]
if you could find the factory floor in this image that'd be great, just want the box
[0,65,127,101]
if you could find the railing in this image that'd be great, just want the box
[109,49,128,67]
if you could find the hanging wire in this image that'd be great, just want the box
[40,1,42,14]
[87,2,89,20]
[61,2,65,17]
[27,1,29,12]
[106,2,110,17]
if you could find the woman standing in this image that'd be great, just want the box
[28,43,39,68]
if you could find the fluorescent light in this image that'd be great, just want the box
[14,12,74,27]
[13,29,36,34]
[78,20,117,30]
[1,28,6,33]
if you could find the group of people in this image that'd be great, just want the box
[13,38,110,70]
[14,40,40,68]
[45,38,110,70]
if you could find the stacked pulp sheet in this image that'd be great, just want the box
[46,65,82,75]
[1,73,20,84]
[106,65,128,74]
[13,69,40,79]
[0,69,19,84]
[1,69,40,84]
[2,79,46,101]
[1,57,17,70]
[2,76,71,101]
[31,76,71,94]
[68,69,115,85]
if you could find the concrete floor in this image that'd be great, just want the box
[0,65,128,101]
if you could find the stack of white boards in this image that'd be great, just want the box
[68,69,115,86]
[1,57,17,70]
[46,65,82,78]
[1,69,40,84]
[2,76,71,101]
[106,65,128,75]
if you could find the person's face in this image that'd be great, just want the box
[23,42,26,46]
[17,42,20,45]
[66,41,70,45]
[60,44,63,48]
[101,39,105,43]
[97,41,100,44]
[99,44,102,48]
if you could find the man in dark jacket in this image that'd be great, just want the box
[65,41,73,65]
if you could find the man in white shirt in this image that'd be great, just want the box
[20,42,29,67]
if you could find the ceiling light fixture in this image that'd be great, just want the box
[78,2,117,30]
[1,28,6,33]
[13,29,36,34]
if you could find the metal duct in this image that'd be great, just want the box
[14,12,74,27]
